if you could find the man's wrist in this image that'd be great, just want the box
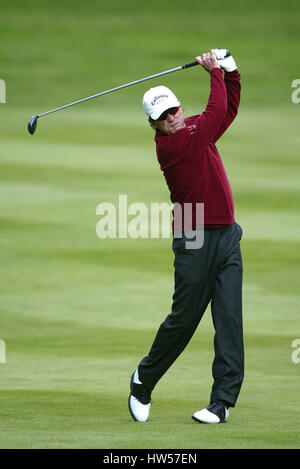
[210,66,222,73]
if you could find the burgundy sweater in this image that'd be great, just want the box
[155,67,241,230]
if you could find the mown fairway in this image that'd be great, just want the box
[1,0,299,449]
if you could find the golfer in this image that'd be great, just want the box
[128,49,244,424]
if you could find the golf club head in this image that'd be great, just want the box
[28,115,38,135]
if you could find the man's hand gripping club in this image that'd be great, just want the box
[196,49,237,72]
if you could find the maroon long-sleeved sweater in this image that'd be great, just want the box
[154,67,241,230]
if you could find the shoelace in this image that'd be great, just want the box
[140,388,152,404]
[132,383,152,405]
[207,402,219,412]
[207,401,226,417]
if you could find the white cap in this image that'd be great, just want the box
[143,85,180,120]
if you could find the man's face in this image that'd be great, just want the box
[152,105,185,135]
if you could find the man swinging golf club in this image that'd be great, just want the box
[128,49,244,424]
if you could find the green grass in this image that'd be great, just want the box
[1,0,300,449]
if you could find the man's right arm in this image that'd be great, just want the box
[191,66,227,152]
[212,69,241,143]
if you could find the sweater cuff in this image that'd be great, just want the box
[224,69,240,79]
[210,67,223,75]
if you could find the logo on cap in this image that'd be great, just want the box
[151,94,168,106]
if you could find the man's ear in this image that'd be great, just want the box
[148,117,157,130]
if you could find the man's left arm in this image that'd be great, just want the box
[212,70,241,143]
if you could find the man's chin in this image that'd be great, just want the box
[168,123,183,134]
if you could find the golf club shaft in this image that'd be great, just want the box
[37,61,199,118]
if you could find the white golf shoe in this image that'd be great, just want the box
[192,401,229,424]
[128,370,151,422]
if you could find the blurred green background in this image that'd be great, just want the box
[1,0,299,449]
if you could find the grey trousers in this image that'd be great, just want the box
[138,222,244,407]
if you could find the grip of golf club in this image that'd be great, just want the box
[182,61,199,69]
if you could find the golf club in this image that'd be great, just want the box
[27,51,231,135]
